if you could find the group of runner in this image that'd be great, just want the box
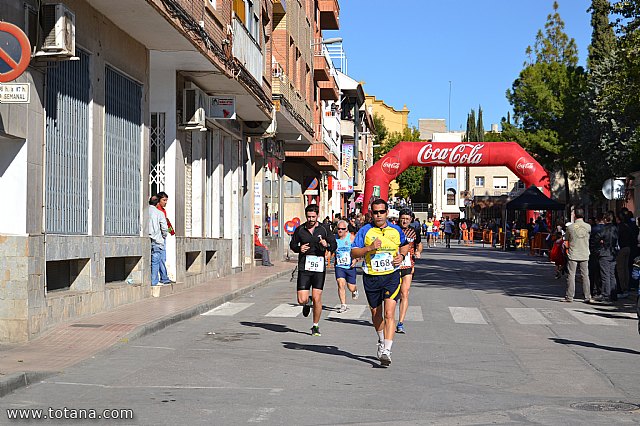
[289,200,422,367]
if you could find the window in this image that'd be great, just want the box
[104,66,142,236]
[446,189,456,205]
[447,172,456,178]
[493,177,508,189]
[475,176,485,187]
[45,49,90,234]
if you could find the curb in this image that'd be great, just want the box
[0,371,56,398]
[121,267,295,343]
[0,266,295,399]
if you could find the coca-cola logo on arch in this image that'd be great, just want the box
[381,157,401,175]
[515,156,535,176]
[416,143,484,165]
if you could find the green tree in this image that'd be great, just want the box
[587,0,616,70]
[506,1,585,207]
[477,106,485,142]
[582,0,640,183]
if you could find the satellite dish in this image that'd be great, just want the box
[601,178,625,200]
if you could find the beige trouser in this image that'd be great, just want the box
[566,259,591,300]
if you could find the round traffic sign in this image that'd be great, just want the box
[0,22,31,83]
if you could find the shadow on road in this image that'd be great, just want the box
[240,321,306,334]
[550,337,640,355]
[281,341,384,368]
[325,317,372,327]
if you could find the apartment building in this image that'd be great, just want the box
[336,71,374,215]
[0,0,273,342]
[278,0,341,228]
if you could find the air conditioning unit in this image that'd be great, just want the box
[34,4,75,58]
[181,87,207,130]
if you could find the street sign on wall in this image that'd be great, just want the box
[0,22,31,83]
[0,82,30,103]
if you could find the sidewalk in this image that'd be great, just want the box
[0,261,296,397]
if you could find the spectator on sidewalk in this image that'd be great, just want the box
[148,196,168,286]
[593,212,619,302]
[254,226,274,267]
[564,208,593,303]
[589,214,604,297]
[156,192,175,284]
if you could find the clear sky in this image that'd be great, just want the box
[327,1,594,132]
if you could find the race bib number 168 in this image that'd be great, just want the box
[370,252,394,273]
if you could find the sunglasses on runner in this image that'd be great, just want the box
[372,210,387,215]
[337,227,347,230]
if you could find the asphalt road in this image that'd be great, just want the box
[3,244,640,425]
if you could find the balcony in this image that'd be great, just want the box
[232,17,264,84]
[313,43,331,81]
[272,61,314,135]
[318,75,339,100]
[318,0,340,30]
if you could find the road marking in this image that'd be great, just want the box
[248,407,275,423]
[265,303,302,317]
[201,302,254,316]
[449,307,487,324]
[403,306,424,322]
[505,308,551,325]
[328,304,368,319]
[565,308,618,325]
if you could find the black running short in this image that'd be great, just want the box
[399,267,413,278]
[362,270,401,308]
[296,270,326,291]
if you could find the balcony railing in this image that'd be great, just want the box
[232,17,263,83]
[316,122,340,159]
[271,60,313,133]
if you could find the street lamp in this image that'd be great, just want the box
[311,37,343,46]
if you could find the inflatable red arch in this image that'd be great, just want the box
[362,141,550,213]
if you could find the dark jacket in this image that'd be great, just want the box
[290,222,337,267]
[593,223,619,258]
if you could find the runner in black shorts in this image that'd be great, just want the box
[396,209,422,334]
[351,199,409,366]
[290,204,337,336]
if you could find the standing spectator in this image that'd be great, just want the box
[148,196,168,287]
[254,225,274,267]
[443,216,455,248]
[616,211,634,299]
[550,231,567,279]
[589,215,604,297]
[156,192,175,285]
[564,208,593,303]
[593,212,619,302]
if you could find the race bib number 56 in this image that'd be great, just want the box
[304,255,325,272]
[371,252,394,273]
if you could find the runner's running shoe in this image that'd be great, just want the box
[352,290,359,300]
[396,322,405,334]
[337,304,348,313]
[311,325,321,336]
[302,299,311,317]
[377,342,384,360]
[380,349,392,366]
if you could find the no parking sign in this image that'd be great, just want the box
[0,22,31,83]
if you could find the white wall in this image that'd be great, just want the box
[0,139,26,235]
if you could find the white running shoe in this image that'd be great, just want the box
[376,342,384,360]
[337,304,348,313]
[380,349,392,366]
[352,290,359,300]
